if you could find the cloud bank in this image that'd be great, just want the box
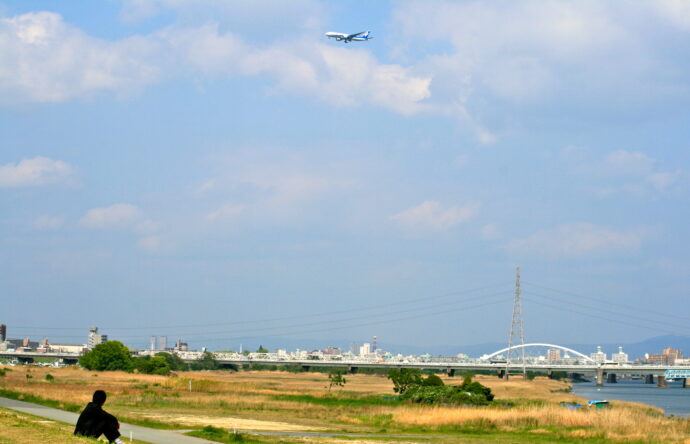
[0,156,73,188]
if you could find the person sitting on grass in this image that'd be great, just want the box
[74,390,123,444]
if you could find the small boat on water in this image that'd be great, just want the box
[587,400,610,409]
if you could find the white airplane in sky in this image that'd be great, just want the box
[324,31,373,43]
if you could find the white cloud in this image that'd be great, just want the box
[653,0,690,30]
[206,203,244,222]
[137,235,169,253]
[0,156,73,188]
[33,215,64,230]
[80,203,141,229]
[563,148,680,195]
[481,223,502,240]
[391,200,479,231]
[388,0,690,140]
[0,12,431,116]
[604,150,655,177]
[0,12,161,103]
[241,42,431,115]
[646,171,680,191]
[198,149,360,224]
[507,223,642,257]
[135,219,160,234]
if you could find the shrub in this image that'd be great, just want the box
[45,373,55,382]
[80,341,133,371]
[133,355,170,375]
[399,374,493,405]
[387,368,423,394]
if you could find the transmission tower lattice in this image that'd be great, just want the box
[505,267,526,379]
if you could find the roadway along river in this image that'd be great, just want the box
[572,379,690,417]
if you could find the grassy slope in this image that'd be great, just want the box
[1,366,689,443]
[0,406,151,444]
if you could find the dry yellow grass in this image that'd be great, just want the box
[0,406,145,444]
[2,366,690,442]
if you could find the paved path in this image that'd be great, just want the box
[0,397,215,443]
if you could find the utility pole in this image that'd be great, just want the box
[506,267,526,380]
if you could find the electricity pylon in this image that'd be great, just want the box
[505,266,526,379]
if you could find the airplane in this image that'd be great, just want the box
[324,31,373,43]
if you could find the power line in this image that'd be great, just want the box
[523,280,690,323]
[28,290,515,340]
[154,297,515,344]
[523,289,690,333]
[11,282,512,331]
[523,296,690,338]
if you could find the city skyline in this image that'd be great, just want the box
[3,1,690,348]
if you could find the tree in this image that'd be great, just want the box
[79,341,133,371]
[387,368,422,395]
[155,352,188,371]
[133,355,170,375]
[327,369,347,392]
[256,345,269,353]
[421,373,445,386]
[190,351,219,371]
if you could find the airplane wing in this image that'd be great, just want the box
[346,31,366,39]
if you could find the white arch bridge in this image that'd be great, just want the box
[3,346,689,386]
[483,343,596,363]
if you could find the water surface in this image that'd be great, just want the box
[572,379,690,417]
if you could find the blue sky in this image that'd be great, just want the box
[2,0,690,352]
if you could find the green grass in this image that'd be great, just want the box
[0,388,82,413]
[272,393,400,407]
[0,388,180,430]
[187,425,267,443]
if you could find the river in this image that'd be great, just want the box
[571,379,690,417]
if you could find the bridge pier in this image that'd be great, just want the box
[547,370,553,379]
[348,366,358,375]
[645,374,654,384]
[446,368,455,377]
[596,368,605,386]
[657,375,668,388]
[607,373,617,383]
[497,369,505,379]
[683,378,688,388]
[300,365,310,373]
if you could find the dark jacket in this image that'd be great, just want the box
[74,402,120,441]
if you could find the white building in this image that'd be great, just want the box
[590,346,607,363]
[611,346,629,364]
[87,327,107,349]
[359,343,371,357]
[546,348,561,362]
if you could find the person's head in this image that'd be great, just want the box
[92,390,107,406]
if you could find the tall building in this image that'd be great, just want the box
[159,336,167,351]
[150,336,157,351]
[359,343,371,357]
[546,348,561,362]
[611,346,629,364]
[0,324,6,342]
[88,327,107,349]
[647,347,682,365]
[349,342,359,355]
[371,336,377,352]
[175,338,188,351]
[590,346,607,363]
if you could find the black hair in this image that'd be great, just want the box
[92,390,107,405]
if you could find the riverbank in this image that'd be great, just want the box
[2,366,689,442]
[572,379,690,417]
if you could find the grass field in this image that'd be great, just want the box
[1,365,689,443]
